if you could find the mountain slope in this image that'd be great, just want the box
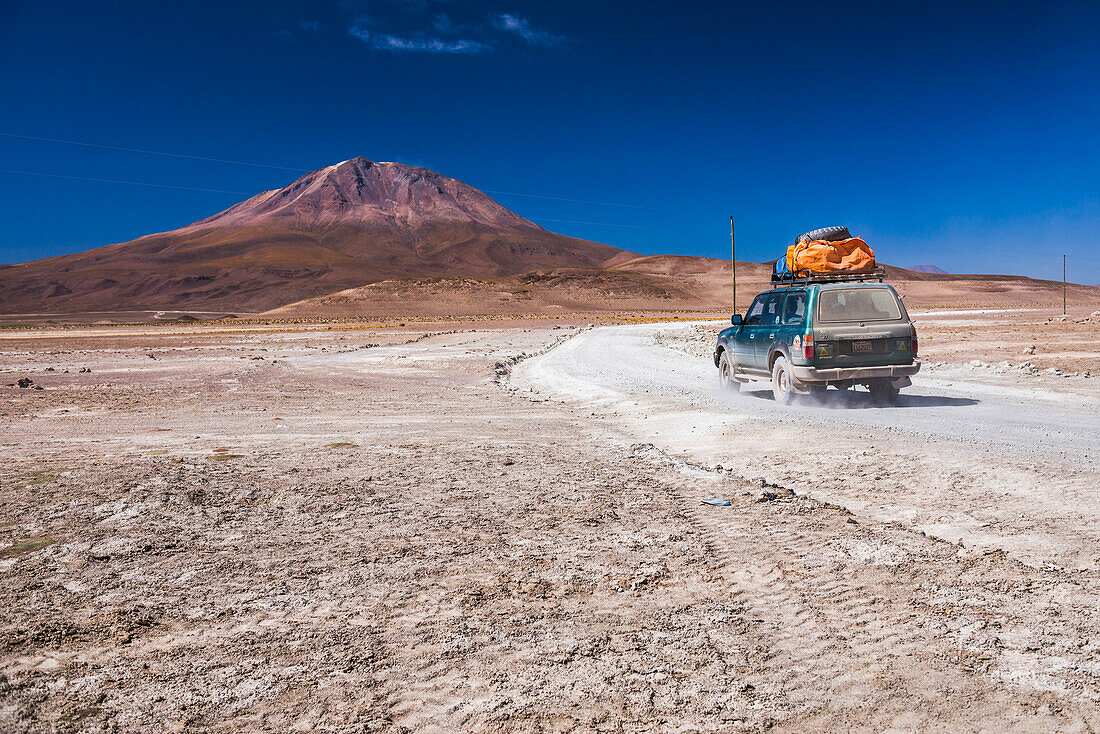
[0,157,631,313]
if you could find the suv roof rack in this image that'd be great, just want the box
[771,266,886,286]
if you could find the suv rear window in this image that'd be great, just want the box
[782,292,807,325]
[816,288,902,322]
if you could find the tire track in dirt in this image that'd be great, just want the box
[626,443,1089,730]
[364,492,502,732]
[508,324,1100,725]
[374,587,479,732]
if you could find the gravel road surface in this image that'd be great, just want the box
[513,322,1100,569]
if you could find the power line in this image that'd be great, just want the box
[0,131,688,214]
[0,169,662,230]
[531,217,671,230]
[0,169,254,195]
[1066,254,1100,267]
[0,132,310,172]
[483,188,689,214]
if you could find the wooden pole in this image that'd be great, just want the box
[730,216,736,315]
[1064,254,1067,315]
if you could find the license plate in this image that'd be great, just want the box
[852,340,874,353]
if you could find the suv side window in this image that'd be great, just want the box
[782,292,807,325]
[762,294,783,326]
[744,296,765,325]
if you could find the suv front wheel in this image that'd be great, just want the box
[771,356,795,404]
[718,352,737,392]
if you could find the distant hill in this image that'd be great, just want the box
[0,157,633,314]
[4,159,1098,319]
[263,256,1100,318]
[908,265,948,274]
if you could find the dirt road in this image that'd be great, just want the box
[513,321,1100,568]
[2,319,1100,731]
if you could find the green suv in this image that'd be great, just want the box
[713,279,920,405]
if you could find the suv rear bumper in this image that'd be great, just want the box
[789,359,921,383]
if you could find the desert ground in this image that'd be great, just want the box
[2,307,1099,732]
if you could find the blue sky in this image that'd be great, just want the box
[2,0,1098,281]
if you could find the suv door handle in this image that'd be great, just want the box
[768,332,776,338]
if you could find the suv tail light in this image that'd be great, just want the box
[802,334,814,360]
[911,326,918,356]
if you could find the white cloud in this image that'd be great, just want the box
[374,34,490,54]
[349,21,491,54]
[493,13,568,48]
[346,9,570,56]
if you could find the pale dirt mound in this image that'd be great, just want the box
[617,257,1100,311]
[260,255,770,319]
[262,267,694,319]
[611,254,768,277]
[264,254,1100,319]
[886,272,1100,309]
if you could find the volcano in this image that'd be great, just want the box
[0,157,633,313]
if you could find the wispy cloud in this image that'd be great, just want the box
[374,34,490,54]
[349,21,490,54]
[493,13,569,48]
[345,8,569,55]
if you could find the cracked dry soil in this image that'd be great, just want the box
[1,323,1099,732]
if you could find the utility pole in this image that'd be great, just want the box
[1064,254,1067,315]
[730,216,736,315]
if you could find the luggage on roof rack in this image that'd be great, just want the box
[772,263,886,285]
[775,227,878,285]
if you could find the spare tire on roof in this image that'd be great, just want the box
[796,226,851,245]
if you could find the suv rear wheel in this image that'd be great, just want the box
[869,379,900,406]
[771,356,795,404]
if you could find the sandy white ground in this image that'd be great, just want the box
[2,319,1100,731]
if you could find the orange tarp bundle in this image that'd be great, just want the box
[786,237,876,274]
